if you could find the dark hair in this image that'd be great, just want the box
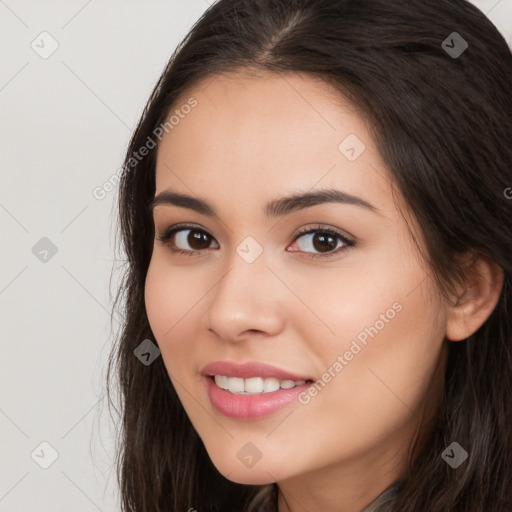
[106,0,512,510]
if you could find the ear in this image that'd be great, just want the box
[445,253,504,342]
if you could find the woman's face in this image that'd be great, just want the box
[145,71,449,493]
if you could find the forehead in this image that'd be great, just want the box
[154,70,394,217]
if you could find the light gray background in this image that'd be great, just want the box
[1,1,511,510]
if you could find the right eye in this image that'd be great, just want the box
[156,224,219,256]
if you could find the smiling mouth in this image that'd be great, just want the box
[210,375,314,395]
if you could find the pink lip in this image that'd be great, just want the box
[201,361,314,420]
[203,376,312,419]
[200,361,312,381]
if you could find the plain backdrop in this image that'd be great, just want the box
[1,1,511,510]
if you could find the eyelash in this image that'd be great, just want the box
[155,223,355,260]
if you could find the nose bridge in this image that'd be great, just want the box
[216,232,271,298]
[204,240,284,339]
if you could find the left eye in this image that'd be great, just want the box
[156,226,218,254]
[156,224,354,259]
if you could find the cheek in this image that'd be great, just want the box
[285,293,444,472]
[144,255,201,342]
[318,277,445,427]
[144,260,171,340]
[300,246,446,424]
[144,259,200,391]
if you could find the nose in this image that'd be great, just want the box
[203,249,286,343]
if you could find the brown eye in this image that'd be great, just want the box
[157,225,219,255]
[295,231,341,253]
[311,232,338,253]
[288,225,355,260]
[184,229,212,250]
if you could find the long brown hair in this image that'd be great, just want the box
[106,0,512,510]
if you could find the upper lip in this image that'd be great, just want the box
[201,361,313,381]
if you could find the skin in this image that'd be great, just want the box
[144,70,503,512]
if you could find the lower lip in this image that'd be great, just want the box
[204,376,312,419]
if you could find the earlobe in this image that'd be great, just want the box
[445,256,504,342]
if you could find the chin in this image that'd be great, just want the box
[211,458,281,485]
[222,470,277,486]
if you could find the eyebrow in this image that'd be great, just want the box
[148,188,383,219]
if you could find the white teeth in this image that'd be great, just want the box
[214,375,230,390]
[263,378,280,393]
[213,375,307,394]
[227,377,245,393]
[245,377,264,393]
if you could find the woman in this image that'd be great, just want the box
[106,0,512,510]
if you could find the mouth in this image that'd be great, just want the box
[200,361,315,419]
[203,375,315,420]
